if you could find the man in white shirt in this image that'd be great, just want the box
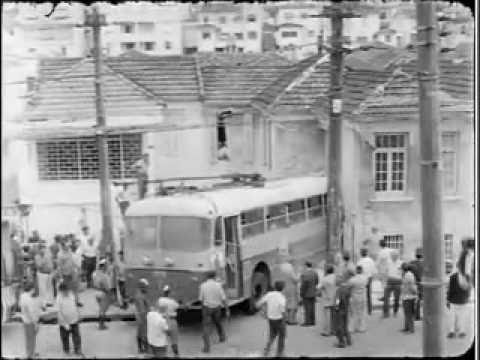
[79,227,97,289]
[20,283,41,358]
[383,250,403,318]
[158,285,180,357]
[199,271,230,353]
[56,281,83,356]
[376,239,392,298]
[256,280,287,357]
[147,302,170,358]
[357,248,377,315]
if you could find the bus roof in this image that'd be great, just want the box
[126,175,327,218]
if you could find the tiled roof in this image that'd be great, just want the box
[195,52,293,67]
[202,65,292,107]
[25,58,165,121]
[357,71,471,118]
[28,53,296,120]
[106,55,200,102]
[399,57,473,101]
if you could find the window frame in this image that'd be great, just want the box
[373,133,408,195]
[120,22,134,34]
[441,131,458,195]
[240,207,265,238]
[281,31,298,38]
[383,234,404,255]
[444,233,454,261]
[247,14,256,22]
[121,42,136,51]
[143,41,156,51]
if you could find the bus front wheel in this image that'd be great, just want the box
[244,271,269,315]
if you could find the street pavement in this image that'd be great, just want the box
[2,300,474,358]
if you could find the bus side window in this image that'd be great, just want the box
[241,208,264,238]
[267,203,288,229]
[214,217,223,246]
[307,195,323,218]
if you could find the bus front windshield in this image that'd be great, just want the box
[126,216,212,253]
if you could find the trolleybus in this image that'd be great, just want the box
[123,175,328,311]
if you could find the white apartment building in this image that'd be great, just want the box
[12,3,87,58]
[99,2,191,56]
[182,3,265,54]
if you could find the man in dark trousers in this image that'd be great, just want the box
[199,270,230,353]
[134,279,150,353]
[300,261,319,326]
[333,270,354,348]
[409,247,424,320]
[256,280,287,357]
[446,270,471,338]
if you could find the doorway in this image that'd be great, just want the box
[224,216,243,298]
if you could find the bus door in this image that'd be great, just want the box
[224,216,243,298]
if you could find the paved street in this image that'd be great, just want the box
[2,300,473,358]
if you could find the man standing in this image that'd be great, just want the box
[115,251,128,309]
[158,285,180,357]
[79,227,97,289]
[49,235,62,299]
[56,281,84,356]
[332,270,354,348]
[383,250,403,318]
[147,302,170,358]
[409,247,424,320]
[134,279,151,354]
[93,259,112,330]
[19,282,41,358]
[133,153,150,199]
[300,261,319,326]
[57,241,82,307]
[357,248,377,315]
[34,243,54,307]
[446,269,471,339]
[347,265,368,333]
[376,239,392,300]
[256,280,287,357]
[318,264,336,336]
[401,263,417,334]
[275,256,300,325]
[199,270,230,353]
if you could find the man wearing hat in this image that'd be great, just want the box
[409,247,424,320]
[93,258,112,330]
[134,278,151,353]
[158,285,180,357]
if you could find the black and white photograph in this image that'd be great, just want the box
[1,0,475,358]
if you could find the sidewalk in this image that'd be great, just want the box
[2,303,474,358]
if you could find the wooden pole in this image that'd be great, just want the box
[88,7,114,256]
[416,1,446,356]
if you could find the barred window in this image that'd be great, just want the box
[37,134,142,180]
[383,234,404,255]
[241,208,264,238]
[444,234,454,261]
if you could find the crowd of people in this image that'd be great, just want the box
[5,231,475,358]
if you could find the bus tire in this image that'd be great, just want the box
[244,271,269,315]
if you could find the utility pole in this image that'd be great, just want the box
[311,3,360,263]
[85,7,114,256]
[416,1,445,357]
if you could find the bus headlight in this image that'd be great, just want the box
[142,256,153,266]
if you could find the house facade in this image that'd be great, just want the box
[10,52,305,241]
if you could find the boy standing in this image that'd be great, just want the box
[401,263,417,333]
[147,303,170,358]
[56,281,84,356]
[19,282,41,358]
[256,280,287,357]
